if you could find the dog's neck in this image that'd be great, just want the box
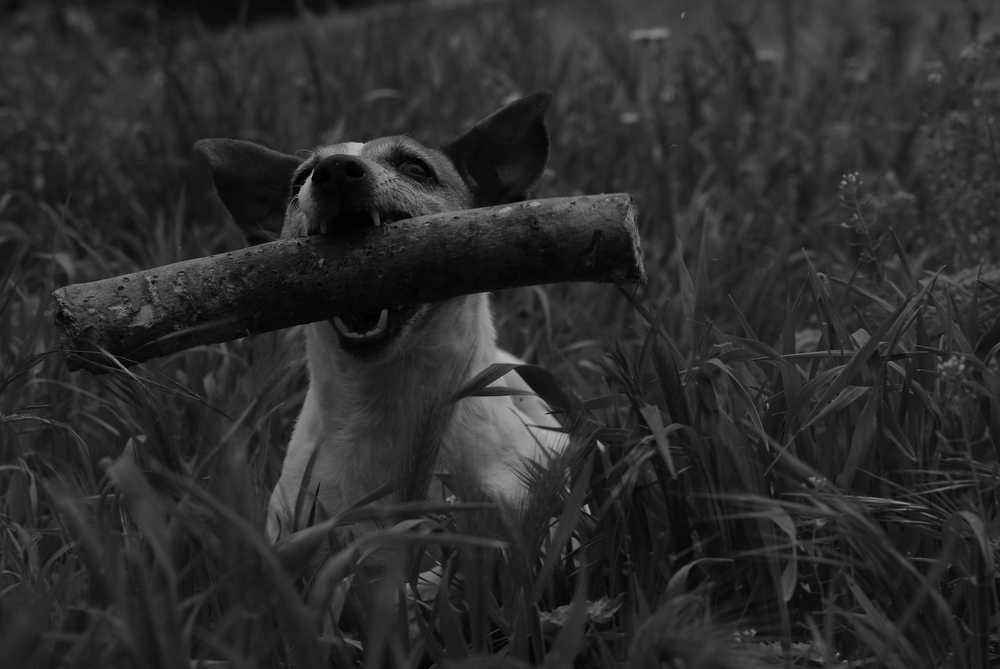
[299,294,496,453]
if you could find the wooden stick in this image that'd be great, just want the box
[53,194,644,372]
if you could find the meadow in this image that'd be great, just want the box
[2,0,1000,666]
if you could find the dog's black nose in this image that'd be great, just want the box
[312,154,366,185]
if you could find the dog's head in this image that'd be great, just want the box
[196,91,551,359]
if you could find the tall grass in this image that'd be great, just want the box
[3,0,1000,666]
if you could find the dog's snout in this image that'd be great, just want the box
[312,154,367,186]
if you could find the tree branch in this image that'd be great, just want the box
[53,194,645,372]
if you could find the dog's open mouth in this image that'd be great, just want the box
[330,304,419,340]
[329,304,422,355]
[321,208,423,356]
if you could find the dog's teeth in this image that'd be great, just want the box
[332,316,351,336]
[370,209,381,227]
[361,310,389,338]
[332,309,390,341]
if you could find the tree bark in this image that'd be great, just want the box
[53,194,645,372]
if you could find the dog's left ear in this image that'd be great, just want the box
[442,90,552,207]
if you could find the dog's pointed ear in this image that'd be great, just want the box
[194,139,302,246]
[442,90,552,207]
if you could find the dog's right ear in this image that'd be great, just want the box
[194,139,302,246]
[442,91,552,207]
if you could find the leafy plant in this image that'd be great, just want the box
[3,0,1000,667]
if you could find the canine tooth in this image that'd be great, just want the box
[333,316,350,336]
[361,310,390,338]
[370,209,381,227]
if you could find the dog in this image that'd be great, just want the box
[195,91,563,546]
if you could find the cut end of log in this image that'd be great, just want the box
[52,290,124,373]
[621,198,646,285]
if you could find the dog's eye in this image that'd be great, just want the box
[398,160,433,182]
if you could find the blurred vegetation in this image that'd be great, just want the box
[2,0,1000,667]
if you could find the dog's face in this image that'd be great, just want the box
[281,137,476,357]
[196,91,551,359]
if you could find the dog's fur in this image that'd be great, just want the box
[196,92,562,544]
